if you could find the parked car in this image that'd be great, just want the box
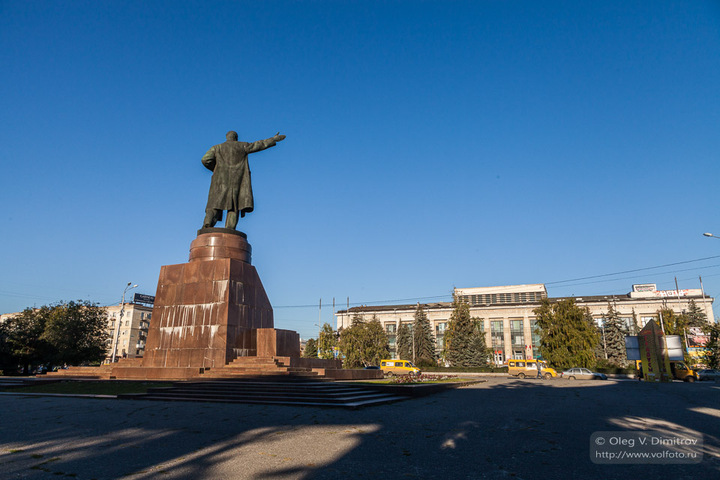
[560,368,607,380]
[697,369,720,381]
[364,365,381,370]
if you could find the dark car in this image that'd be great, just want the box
[697,369,720,381]
[364,366,381,370]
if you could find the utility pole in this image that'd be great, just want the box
[111,282,137,363]
[700,276,710,322]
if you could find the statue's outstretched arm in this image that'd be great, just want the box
[246,133,287,153]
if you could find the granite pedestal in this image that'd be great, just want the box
[114,229,299,379]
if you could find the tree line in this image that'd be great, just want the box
[533,297,716,370]
[302,296,719,371]
[0,300,108,374]
[302,298,493,368]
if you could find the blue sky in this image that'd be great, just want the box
[1,1,719,340]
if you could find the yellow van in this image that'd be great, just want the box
[380,359,421,376]
[636,360,698,382]
[508,359,557,379]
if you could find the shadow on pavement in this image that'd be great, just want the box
[0,379,718,479]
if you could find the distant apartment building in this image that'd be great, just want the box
[335,283,715,365]
[105,302,153,362]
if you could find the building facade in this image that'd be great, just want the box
[105,302,153,362]
[335,283,715,365]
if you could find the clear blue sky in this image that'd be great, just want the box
[1,1,719,340]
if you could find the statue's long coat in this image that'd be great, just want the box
[202,137,278,218]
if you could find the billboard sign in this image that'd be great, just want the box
[687,327,709,348]
[133,293,155,306]
[637,320,673,382]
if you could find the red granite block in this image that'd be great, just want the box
[197,260,216,282]
[184,260,201,284]
[163,264,185,285]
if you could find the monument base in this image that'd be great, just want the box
[46,230,381,381]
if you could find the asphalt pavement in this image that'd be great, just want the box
[1,377,718,479]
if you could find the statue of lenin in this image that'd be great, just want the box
[201,130,286,230]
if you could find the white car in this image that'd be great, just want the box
[560,367,607,380]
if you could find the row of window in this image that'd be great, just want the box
[460,291,546,306]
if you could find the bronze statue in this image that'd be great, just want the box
[201,130,286,229]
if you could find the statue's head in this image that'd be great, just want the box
[226,131,238,141]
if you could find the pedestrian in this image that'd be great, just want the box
[537,361,542,379]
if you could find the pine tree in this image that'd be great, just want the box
[444,297,490,367]
[602,302,628,368]
[533,298,599,369]
[685,300,708,327]
[396,323,412,361]
[465,320,491,367]
[412,304,436,366]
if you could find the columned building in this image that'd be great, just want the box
[335,283,715,365]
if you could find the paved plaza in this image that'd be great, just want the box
[1,378,719,479]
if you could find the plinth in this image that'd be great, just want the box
[140,228,299,370]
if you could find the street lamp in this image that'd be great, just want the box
[111,282,138,363]
[703,232,719,240]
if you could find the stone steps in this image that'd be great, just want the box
[217,355,320,378]
[119,379,408,409]
[44,366,115,379]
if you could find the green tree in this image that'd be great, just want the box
[685,300,708,328]
[337,315,389,368]
[444,297,490,367]
[0,319,16,374]
[601,302,628,368]
[2,308,53,374]
[41,300,108,365]
[396,323,412,361]
[412,304,436,367]
[317,323,337,360]
[533,298,599,369]
[303,338,318,358]
[658,308,686,336]
[703,322,720,370]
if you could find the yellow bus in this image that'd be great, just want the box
[508,359,558,379]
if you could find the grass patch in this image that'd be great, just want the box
[2,381,172,396]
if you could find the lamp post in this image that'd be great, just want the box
[314,323,322,358]
[703,232,720,240]
[111,282,138,363]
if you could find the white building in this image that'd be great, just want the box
[335,283,715,364]
[104,302,153,361]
